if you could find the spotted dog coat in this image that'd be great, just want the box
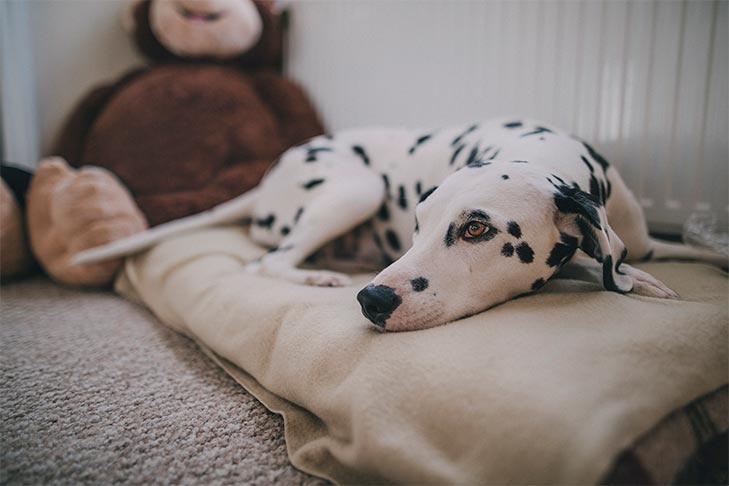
[74,119,727,331]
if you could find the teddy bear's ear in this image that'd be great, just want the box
[234,0,283,69]
[121,0,145,33]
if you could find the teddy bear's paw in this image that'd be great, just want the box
[37,156,70,170]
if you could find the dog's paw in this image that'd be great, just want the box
[302,270,352,287]
[622,264,680,299]
[244,261,263,275]
[244,261,351,287]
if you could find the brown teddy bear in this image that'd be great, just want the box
[25,0,324,286]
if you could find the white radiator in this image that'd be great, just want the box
[284,0,728,232]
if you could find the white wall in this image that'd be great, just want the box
[30,0,144,157]
[285,0,728,231]
[1,0,41,167]
[1,0,142,166]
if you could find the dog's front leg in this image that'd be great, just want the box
[559,254,679,299]
[245,164,385,287]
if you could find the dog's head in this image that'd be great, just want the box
[357,163,630,331]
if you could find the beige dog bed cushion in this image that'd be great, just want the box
[115,226,728,484]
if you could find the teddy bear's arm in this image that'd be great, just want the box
[251,70,326,147]
[26,158,148,286]
[54,68,146,163]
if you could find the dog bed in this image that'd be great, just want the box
[115,226,728,484]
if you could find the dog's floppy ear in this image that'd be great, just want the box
[552,183,633,293]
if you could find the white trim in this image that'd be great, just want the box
[1,0,40,168]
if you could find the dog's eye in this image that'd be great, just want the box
[464,221,489,239]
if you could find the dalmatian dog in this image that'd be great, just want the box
[75,118,727,331]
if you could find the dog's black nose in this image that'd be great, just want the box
[357,284,402,328]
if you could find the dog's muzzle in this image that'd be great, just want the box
[357,284,402,329]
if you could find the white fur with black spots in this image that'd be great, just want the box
[73,118,727,331]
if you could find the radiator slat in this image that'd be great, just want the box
[285,0,728,229]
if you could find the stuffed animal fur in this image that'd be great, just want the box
[25,0,324,286]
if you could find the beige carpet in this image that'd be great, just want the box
[0,277,327,485]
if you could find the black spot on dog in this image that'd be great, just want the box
[486,148,501,160]
[502,242,514,257]
[511,160,529,163]
[561,232,579,247]
[546,233,578,267]
[551,174,566,185]
[521,126,554,137]
[302,178,325,190]
[385,229,401,251]
[501,174,510,180]
[553,184,602,229]
[305,146,333,162]
[589,174,601,200]
[415,181,422,196]
[281,226,290,236]
[600,180,608,204]
[507,221,522,239]
[255,214,276,229]
[601,255,627,293]
[410,277,429,292]
[419,186,437,203]
[382,174,391,196]
[503,121,523,129]
[583,142,610,171]
[414,215,419,233]
[606,180,612,199]
[641,249,654,262]
[452,124,479,146]
[268,244,293,254]
[378,202,390,221]
[352,145,370,165]
[467,161,492,168]
[581,155,594,173]
[465,144,480,166]
[616,247,628,275]
[450,143,466,165]
[531,278,546,291]
[444,223,457,247]
[516,242,534,263]
[576,217,603,261]
[409,134,433,155]
[397,185,408,210]
[294,207,304,223]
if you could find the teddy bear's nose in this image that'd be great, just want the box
[357,284,402,329]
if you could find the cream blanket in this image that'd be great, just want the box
[115,226,728,484]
